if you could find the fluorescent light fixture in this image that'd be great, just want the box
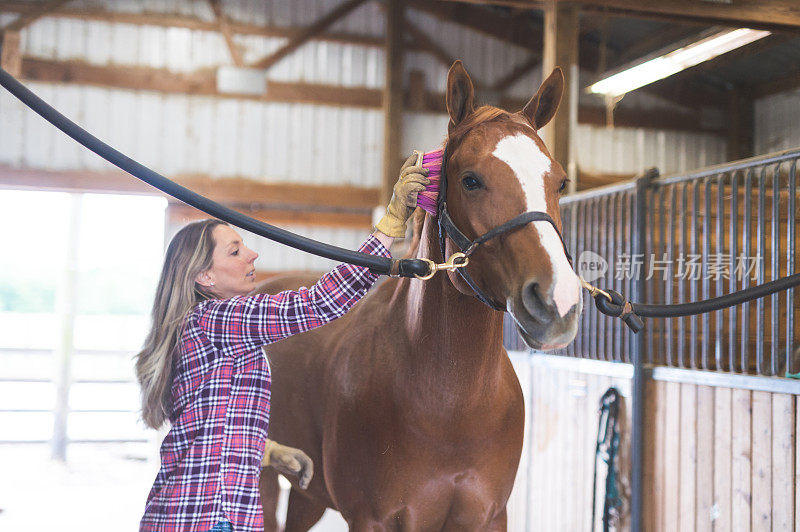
[588,28,771,97]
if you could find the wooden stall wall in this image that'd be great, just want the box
[644,379,798,532]
[525,359,633,531]
[524,357,798,532]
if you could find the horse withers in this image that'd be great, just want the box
[256,61,582,531]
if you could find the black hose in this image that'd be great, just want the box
[0,68,430,278]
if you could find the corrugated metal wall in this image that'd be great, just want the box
[1,0,727,270]
[755,88,800,154]
[575,124,727,176]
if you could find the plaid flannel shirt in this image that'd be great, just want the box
[140,235,389,532]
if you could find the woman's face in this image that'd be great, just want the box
[195,225,259,299]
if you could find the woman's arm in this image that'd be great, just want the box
[372,230,394,250]
[194,156,428,352]
[195,235,390,350]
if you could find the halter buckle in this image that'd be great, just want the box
[414,252,469,280]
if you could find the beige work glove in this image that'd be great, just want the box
[375,154,430,238]
[262,439,313,490]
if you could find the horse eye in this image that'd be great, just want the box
[461,173,483,191]
[559,179,569,193]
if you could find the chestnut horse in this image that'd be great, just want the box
[256,61,582,531]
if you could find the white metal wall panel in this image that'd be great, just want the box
[0,83,384,188]
[575,124,726,176]
[755,88,800,154]
[402,112,449,156]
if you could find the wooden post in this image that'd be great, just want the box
[0,30,22,77]
[542,2,579,192]
[382,0,404,207]
[727,89,754,161]
[51,193,81,461]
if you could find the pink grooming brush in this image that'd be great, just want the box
[413,148,444,216]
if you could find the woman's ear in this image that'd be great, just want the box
[195,271,214,287]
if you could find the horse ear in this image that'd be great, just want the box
[521,67,564,130]
[446,60,475,134]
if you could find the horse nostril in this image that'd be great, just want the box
[521,281,554,324]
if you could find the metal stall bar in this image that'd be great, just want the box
[630,171,653,532]
[648,185,657,365]
[771,164,781,376]
[690,180,700,369]
[702,177,712,370]
[788,162,797,375]
[665,186,675,367]
[609,192,629,362]
[729,171,739,374]
[757,167,767,375]
[678,181,688,368]
[715,173,725,371]
[742,169,753,374]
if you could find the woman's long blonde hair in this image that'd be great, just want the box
[135,219,226,429]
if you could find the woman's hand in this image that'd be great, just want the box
[262,439,314,490]
[375,154,430,238]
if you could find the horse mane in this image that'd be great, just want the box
[446,105,512,153]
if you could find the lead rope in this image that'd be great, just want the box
[579,272,800,333]
[0,68,434,279]
[591,388,623,532]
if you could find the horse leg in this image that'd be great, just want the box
[258,468,281,532]
[284,489,327,532]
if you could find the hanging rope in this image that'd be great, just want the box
[591,387,623,532]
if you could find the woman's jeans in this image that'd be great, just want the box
[208,520,233,532]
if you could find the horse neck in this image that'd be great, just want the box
[396,214,505,383]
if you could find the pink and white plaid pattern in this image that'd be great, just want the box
[140,235,390,532]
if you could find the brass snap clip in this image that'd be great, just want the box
[578,276,613,303]
[415,252,469,280]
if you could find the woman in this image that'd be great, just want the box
[135,157,428,532]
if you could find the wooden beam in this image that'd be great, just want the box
[167,202,372,229]
[0,165,379,211]
[20,57,383,108]
[542,2,579,185]
[577,0,800,33]
[249,0,369,70]
[0,29,21,77]
[576,169,635,190]
[1,0,70,32]
[171,175,379,210]
[0,1,390,49]
[16,57,725,134]
[208,0,244,67]
[442,0,800,33]
[576,104,725,134]
[382,0,404,206]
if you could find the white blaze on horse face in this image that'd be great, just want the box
[491,134,580,317]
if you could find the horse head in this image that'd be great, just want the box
[438,60,582,350]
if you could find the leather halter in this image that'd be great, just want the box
[435,145,574,311]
